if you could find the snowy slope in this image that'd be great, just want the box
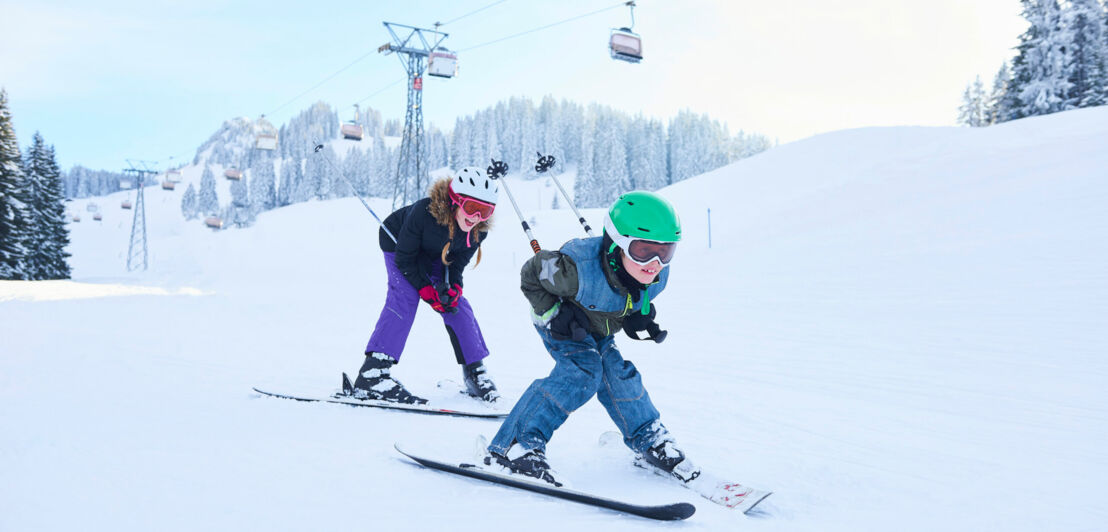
[2,108,1106,531]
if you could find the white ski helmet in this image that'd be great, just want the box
[450,166,499,205]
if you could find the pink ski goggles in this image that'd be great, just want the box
[448,187,496,220]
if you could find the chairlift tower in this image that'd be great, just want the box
[379,22,450,207]
[124,160,158,272]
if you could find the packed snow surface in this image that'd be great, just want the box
[3,108,1106,531]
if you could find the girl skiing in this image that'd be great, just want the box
[485,191,694,486]
[345,168,500,405]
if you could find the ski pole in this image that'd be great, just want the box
[313,142,398,243]
[535,152,594,237]
[486,159,542,254]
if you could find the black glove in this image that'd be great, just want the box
[549,300,591,342]
[622,304,667,343]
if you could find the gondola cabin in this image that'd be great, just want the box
[162,181,176,190]
[93,213,103,221]
[224,169,243,180]
[204,216,223,229]
[167,169,182,183]
[427,48,458,78]
[341,122,364,141]
[121,200,132,209]
[609,28,643,63]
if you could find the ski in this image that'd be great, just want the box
[252,382,507,420]
[598,431,772,514]
[633,457,772,514]
[394,443,696,521]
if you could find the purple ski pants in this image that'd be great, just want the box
[364,251,490,365]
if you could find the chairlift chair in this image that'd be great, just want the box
[93,213,103,221]
[341,122,364,141]
[254,115,279,150]
[204,216,223,230]
[121,200,133,209]
[427,47,458,78]
[72,214,81,222]
[341,104,365,141]
[224,169,243,180]
[162,181,176,190]
[609,2,642,63]
[609,28,642,63]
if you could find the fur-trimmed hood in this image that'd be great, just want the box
[427,177,493,233]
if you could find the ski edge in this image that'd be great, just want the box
[393,443,696,521]
[251,387,507,419]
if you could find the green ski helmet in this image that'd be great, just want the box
[604,191,681,266]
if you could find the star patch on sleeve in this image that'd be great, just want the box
[539,256,560,287]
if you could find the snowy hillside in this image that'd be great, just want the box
[2,108,1106,531]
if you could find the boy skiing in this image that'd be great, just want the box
[485,190,691,484]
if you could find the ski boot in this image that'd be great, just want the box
[486,444,563,487]
[636,427,701,484]
[349,352,427,405]
[462,360,500,403]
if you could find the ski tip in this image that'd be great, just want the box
[669,502,697,520]
[741,491,773,515]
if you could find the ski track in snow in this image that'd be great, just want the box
[2,109,1107,531]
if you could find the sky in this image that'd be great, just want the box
[1,0,1029,172]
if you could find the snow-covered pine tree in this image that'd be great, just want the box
[20,133,71,279]
[229,172,252,228]
[450,117,470,168]
[485,112,501,167]
[637,118,668,190]
[277,158,295,207]
[249,159,276,214]
[986,62,1012,124]
[306,143,336,200]
[1065,0,1108,107]
[595,111,630,206]
[181,183,198,219]
[197,165,219,216]
[573,112,597,207]
[40,144,70,278]
[539,96,566,176]
[1014,0,1074,117]
[371,137,391,198]
[0,88,28,279]
[343,147,366,197]
[291,156,313,204]
[560,101,584,169]
[957,76,990,126]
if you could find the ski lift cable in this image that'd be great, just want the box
[458,0,632,53]
[266,48,380,117]
[436,0,511,28]
[353,78,406,108]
